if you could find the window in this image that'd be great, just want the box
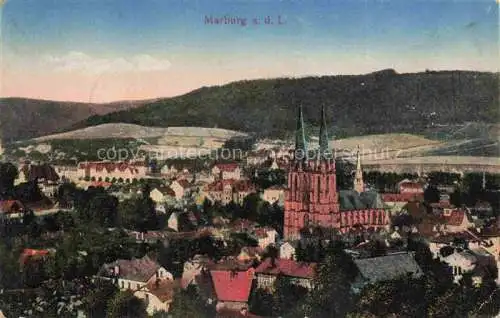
[303,214,309,227]
[128,282,131,289]
[317,176,321,202]
[121,281,124,288]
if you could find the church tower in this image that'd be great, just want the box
[353,145,364,193]
[284,105,340,240]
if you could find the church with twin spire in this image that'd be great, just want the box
[283,106,389,240]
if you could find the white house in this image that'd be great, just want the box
[253,228,278,249]
[279,241,298,260]
[170,179,191,200]
[97,256,173,291]
[150,187,173,203]
[211,163,241,180]
[261,185,286,206]
[134,279,177,315]
[441,251,477,283]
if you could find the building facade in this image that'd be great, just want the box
[284,106,389,240]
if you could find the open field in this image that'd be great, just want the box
[32,124,247,142]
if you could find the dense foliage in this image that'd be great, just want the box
[75,70,499,139]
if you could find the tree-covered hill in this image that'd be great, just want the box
[76,69,499,139]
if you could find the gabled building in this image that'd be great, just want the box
[134,278,178,315]
[210,266,255,312]
[212,163,241,181]
[149,186,176,205]
[170,179,191,200]
[254,258,316,290]
[279,241,298,260]
[352,252,422,292]
[261,185,286,206]
[98,255,173,291]
[78,161,148,182]
[206,179,255,205]
[0,200,25,216]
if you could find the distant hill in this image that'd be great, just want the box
[0,97,152,142]
[32,123,247,141]
[2,70,498,143]
[74,70,499,139]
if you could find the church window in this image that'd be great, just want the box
[303,214,309,227]
[317,176,321,201]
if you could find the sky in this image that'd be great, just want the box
[1,0,498,103]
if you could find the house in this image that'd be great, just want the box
[19,248,51,266]
[160,164,178,176]
[441,250,477,283]
[78,161,148,182]
[206,179,255,205]
[352,252,422,292]
[150,186,176,204]
[16,163,60,184]
[212,163,241,180]
[210,267,254,312]
[254,258,316,290]
[128,230,170,244]
[134,278,178,315]
[0,200,25,216]
[167,210,198,232]
[279,241,298,260]
[252,228,278,249]
[168,212,180,231]
[381,193,423,214]
[397,180,425,194]
[181,255,213,289]
[441,209,475,233]
[98,256,173,291]
[261,185,286,206]
[237,246,264,263]
[437,184,456,194]
[170,179,191,200]
[53,165,79,182]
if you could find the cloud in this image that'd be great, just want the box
[42,51,171,74]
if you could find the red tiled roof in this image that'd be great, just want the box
[210,268,254,302]
[255,258,316,279]
[442,210,466,226]
[214,163,239,172]
[0,200,24,214]
[20,248,50,265]
[382,193,423,203]
[399,182,424,189]
[207,180,255,192]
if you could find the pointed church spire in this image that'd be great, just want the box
[353,145,364,193]
[295,105,307,160]
[319,105,330,159]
